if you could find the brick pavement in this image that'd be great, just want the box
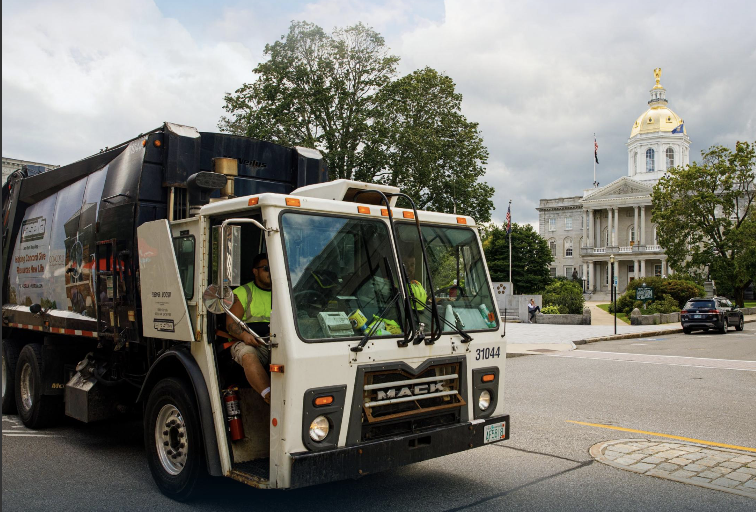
[591,439,756,499]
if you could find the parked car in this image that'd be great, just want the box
[680,297,744,334]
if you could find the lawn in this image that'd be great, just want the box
[745,301,756,308]
[597,304,631,324]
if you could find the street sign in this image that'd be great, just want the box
[613,276,618,287]
[636,286,654,301]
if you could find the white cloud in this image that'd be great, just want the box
[2,0,254,162]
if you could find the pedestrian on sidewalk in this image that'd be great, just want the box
[528,299,540,323]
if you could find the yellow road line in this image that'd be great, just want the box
[567,420,756,453]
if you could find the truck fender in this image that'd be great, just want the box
[137,346,222,477]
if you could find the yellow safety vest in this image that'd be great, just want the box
[408,280,427,311]
[233,282,271,323]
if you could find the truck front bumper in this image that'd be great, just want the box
[289,414,510,489]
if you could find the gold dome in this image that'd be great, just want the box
[630,106,686,137]
[630,68,686,137]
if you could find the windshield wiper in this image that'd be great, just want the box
[350,291,403,352]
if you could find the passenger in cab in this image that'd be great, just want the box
[226,253,272,404]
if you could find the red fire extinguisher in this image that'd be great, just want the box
[223,387,245,441]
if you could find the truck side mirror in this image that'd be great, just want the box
[202,284,234,314]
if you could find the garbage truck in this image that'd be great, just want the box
[2,122,509,500]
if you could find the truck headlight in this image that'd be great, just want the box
[309,415,330,442]
[478,390,491,411]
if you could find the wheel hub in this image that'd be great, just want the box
[155,404,188,475]
[19,363,33,411]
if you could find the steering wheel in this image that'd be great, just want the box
[293,289,328,312]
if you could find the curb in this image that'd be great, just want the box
[574,317,755,346]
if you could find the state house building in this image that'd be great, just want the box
[537,69,690,298]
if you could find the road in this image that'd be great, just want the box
[3,326,755,511]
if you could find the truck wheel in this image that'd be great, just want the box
[682,327,691,335]
[2,340,20,414]
[14,344,62,428]
[734,316,744,331]
[719,318,728,334]
[144,378,206,501]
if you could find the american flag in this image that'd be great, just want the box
[594,137,599,164]
[506,203,511,235]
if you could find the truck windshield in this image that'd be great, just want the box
[281,212,405,341]
[396,223,498,332]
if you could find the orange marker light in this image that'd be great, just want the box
[402,211,415,219]
[314,396,334,406]
[381,209,389,217]
[272,418,278,427]
[270,364,285,373]
[457,217,467,224]
[141,140,147,147]
[482,374,495,383]
[153,140,162,147]
[357,206,371,214]
[248,197,259,206]
[285,198,301,207]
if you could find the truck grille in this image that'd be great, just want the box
[360,362,464,440]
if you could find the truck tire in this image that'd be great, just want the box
[144,377,206,501]
[14,343,63,428]
[719,318,728,334]
[2,340,20,414]
[735,316,744,331]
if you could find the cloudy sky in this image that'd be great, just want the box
[3,0,755,226]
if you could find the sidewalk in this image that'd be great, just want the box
[503,314,756,356]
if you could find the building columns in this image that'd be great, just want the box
[640,205,646,245]
[634,258,639,280]
[607,208,612,247]
[583,209,588,246]
[588,210,594,247]
[633,206,639,245]
[590,261,596,292]
[614,207,619,246]
[639,259,646,278]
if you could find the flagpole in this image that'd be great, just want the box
[508,199,512,285]
[593,133,596,187]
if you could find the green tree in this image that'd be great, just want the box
[219,21,399,180]
[220,23,495,222]
[358,67,493,221]
[542,279,585,314]
[482,223,553,294]
[651,141,756,305]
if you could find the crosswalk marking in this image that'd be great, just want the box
[547,350,756,371]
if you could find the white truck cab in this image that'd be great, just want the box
[137,180,509,496]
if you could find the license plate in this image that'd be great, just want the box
[484,421,507,443]
[693,314,701,319]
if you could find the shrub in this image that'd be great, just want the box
[541,305,561,314]
[615,278,703,315]
[543,279,584,314]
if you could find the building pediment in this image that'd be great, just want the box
[581,177,653,205]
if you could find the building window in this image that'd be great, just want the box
[605,264,610,285]
[549,218,556,231]
[628,263,635,273]
[565,266,573,278]
[549,239,556,257]
[666,147,674,169]
[565,217,572,230]
[628,225,635,245]
[603,227,609,247]
[654,264,662,277]
[550,267,557,278]
[654,226,658,245]
[646,148,655,172]
[564,237,573,257]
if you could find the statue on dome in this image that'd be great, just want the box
[654,67,662,86]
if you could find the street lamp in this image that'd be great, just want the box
[610,254,616,334]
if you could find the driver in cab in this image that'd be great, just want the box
[226,253,272,404]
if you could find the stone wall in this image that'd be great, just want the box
[630,310,680,325]
[535,308,591,325]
